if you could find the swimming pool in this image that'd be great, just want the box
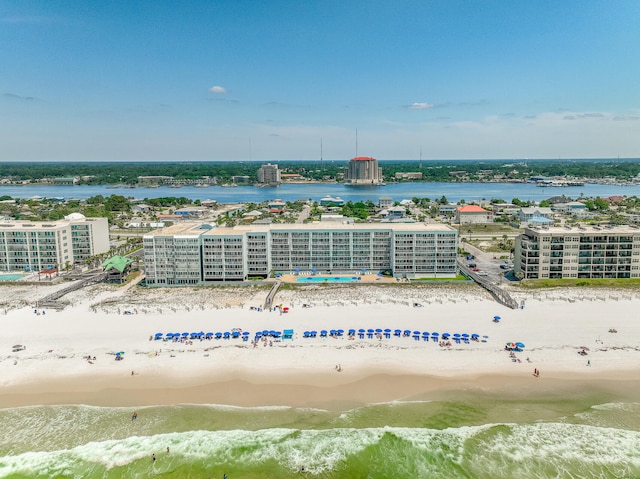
[0,273,26,281]
[296,276,361,283]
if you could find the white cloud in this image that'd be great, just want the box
[408,102,434,110]
[209,85,228,94]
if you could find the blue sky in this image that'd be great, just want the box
[1,0,639,162]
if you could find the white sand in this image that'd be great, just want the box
[1,282,639,407]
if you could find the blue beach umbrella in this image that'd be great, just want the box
[442,333,450,339]
[515,342,526,349]
[461,333,470,338]
[431,332,439,336]
[182,332,189,337]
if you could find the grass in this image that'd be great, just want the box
[516,278,640,289]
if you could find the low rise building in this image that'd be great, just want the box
[0,214,109,272]
[143,222,458,285]
[515,225,640,280]
[456,205,492,224]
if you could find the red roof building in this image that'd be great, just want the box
[456,205,492,224]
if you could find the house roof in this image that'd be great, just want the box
[102,255,133,273]
[350,156,376,161]
[457,205,489,213]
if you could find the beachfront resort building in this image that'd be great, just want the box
[514,225,640,280]
[0,214,110,272]
[344,157,384,185]
[143,222,458,285]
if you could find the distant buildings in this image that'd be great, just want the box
[0,214,110,272]
[515,225,640,280]
[344,157,383,185]
[143,222,458,284]
[395,172,423,180]
[257,164,281,185]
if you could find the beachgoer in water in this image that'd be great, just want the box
[152,453,156,462]
[166,446,170,454]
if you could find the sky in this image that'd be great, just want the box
[1,0,639,162]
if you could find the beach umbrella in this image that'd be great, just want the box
[413,331,421,335]
[515,342,525,349]
[422,331,430,336]
[461,333,470,338]
[384,328,391,333]
[375,328,382,333]
[404,330,411,335]
[506,342,516,349]
[311,269,317,273]
[394,329,401,336]
[262,330,269,336]
[367,328,374,333]
[442,333,450,339]
[182,332,189,337]
[493,316,501,321]
[471,333,479,338]
[453,333,461,338]
[337,329,344,334]
[431,332,439,336]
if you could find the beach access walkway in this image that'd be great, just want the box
[35,271,108,309]
[264,280,282,310]
[458,260,519,309]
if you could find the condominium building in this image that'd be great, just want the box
[514,225,640,280]
[257,163,281,185]
[0,214,110,272]
[143,222,458,285]
[344,157,383,185]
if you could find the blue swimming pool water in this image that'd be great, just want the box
[0,274,26,281]
[295,276,361,283]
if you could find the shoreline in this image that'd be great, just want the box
[2,368,640,410]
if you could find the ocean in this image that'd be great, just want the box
[1,394,639,478]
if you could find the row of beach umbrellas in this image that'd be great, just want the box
[302,329,486,342]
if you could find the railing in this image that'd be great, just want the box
[458,260,519,309]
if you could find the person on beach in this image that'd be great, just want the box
[132,411,137,421]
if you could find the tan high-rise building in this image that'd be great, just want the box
[257,163,281,185]
[344,157,383,185]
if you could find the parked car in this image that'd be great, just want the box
[471,267,480,272]
[477,271,489,276]
[500,264,510,270]
[468,263,477,268]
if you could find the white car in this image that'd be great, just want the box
[477,271,489,276]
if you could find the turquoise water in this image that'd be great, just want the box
[296,277,361,283]
[0,274,25,282]
[1,397,640,478]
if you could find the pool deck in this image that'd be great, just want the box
[279,273,399,284]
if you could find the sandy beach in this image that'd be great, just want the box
[2,281,640,409]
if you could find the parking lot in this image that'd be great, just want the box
[460,240,513,284]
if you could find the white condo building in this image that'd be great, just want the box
[143,222,458,285]
[515,225,640,280]
[0,214,110,272]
